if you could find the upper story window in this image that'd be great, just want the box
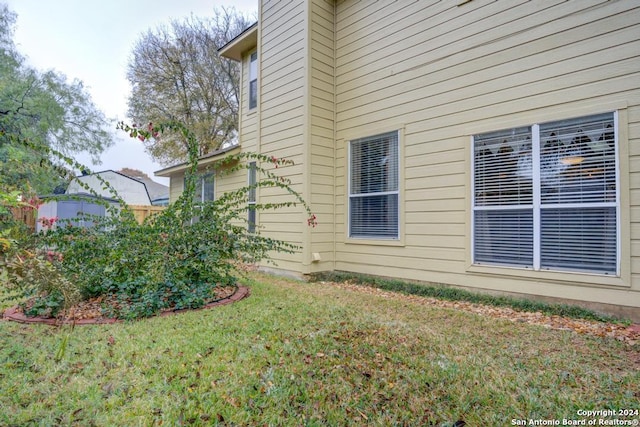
[249,51,257,110]
[349,131,400,239]
[472,112,618,275]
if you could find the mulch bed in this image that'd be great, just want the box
[3,286,249,325]
[320,280,640,346]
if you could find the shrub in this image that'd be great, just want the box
[23,121,315,319]
[0,190,80,315]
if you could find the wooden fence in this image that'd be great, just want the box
[9,205,165,233]
[129,205,166,224]
[9,207,37,233]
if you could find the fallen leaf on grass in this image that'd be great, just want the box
[324,281,640,345]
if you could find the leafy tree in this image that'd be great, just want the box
[127,8,253,166]
[118,167,150,179]
[0,3,113,194]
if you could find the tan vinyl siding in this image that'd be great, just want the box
[257,0,307,271]
[333,0,640,311]
[168,172,185,203]
[214,167,244,198]
[630,105,640,282]
[308,0,336,272]
[240,50,258,151]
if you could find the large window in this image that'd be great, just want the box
[349,131,399,239]
[472,112,618,275]
[249,51,257,110]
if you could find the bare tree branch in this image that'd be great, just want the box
[126,7,252,165]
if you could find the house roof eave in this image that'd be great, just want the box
[154,145,242,177]
[219,23,258,61]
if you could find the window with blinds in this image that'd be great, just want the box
[185,173,215,204]
[349,131,399,239]
[472,112,618,275]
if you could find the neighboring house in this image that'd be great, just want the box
[158,1,640,320]
[66,170,169,206]
[133,176,171,207]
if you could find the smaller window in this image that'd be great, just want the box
[249,52,258,110]
[184,172,214,224]
[195,173,215,203]
[349,131,400,239]
[248,162,257,232]
[184,173,215,203]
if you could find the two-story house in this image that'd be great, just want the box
[157,0,640,320]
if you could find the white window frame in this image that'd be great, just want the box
[183,173,215,203]
[348,130,400,240]
[248,51,257,110]
[196,173,215,204]
[183,172,215,224]
[471,112,620,276]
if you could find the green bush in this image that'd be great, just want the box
[20,121,315,319]
[1,190,80,315]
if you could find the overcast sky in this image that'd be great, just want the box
[5,0,257,184]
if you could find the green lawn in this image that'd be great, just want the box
[1,273,638,426]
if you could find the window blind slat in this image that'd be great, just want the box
[540,207,616,274]
[350,194,399,237]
